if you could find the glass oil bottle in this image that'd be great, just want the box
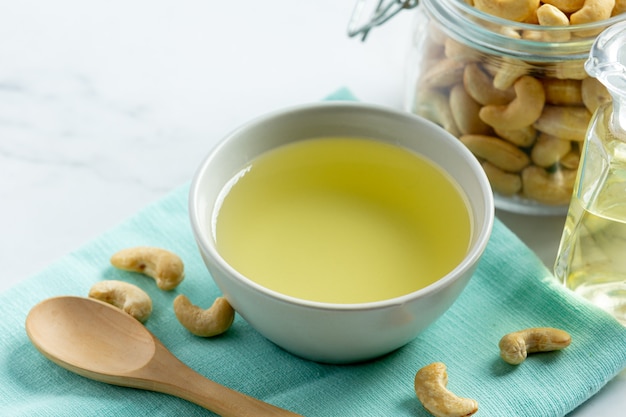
[554,22,626,325]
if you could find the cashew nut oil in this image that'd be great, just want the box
[213,137,472,304]
[554,105,626,325]
[554,22,626,325]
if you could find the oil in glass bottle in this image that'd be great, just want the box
[555,22,626,325]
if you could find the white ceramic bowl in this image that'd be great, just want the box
[189,102,494,364]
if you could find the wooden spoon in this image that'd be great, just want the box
[25,296,302,417]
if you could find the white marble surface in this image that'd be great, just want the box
[0,1,623,415]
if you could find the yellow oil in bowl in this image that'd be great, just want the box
[213,137,472,304]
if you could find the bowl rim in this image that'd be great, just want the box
[189,101,495,312]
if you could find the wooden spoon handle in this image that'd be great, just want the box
[133,342,303,417]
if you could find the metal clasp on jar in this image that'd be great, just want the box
[347,0,418,40]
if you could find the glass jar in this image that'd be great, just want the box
[405,0,626,215]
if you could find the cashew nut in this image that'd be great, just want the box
[450,84,492,135]
[173,295,235,337]
[542,78,583,106]
[571,0,616,36]
[533,106,592,142]
[473,0,540,22]
[526,4,570,42]
[461,134,530,172]
[614,0,626,15]
[498,25,524,39]
[482,161,522,196]
[110,246,185,291]
[479,75,545,130]
[494,125,538,147]
[521,165,576,205]
[492,57,533,90]
[88,280,153,322]
[463,63,516,106]
[421,59,466,89]
[414,362,478,417]
[553,59,589,80]
[530,133,572,168]
[414,89,460,136]
[444,38,480,63]
[537,3,570,27]
[499,327,572,365]
[570,0,616,25]
[542,0,585,13]
[525,9,540,24]
[560,149,582,169]
[581,77,611,114]
[408,0,622,207]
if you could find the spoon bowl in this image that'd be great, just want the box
[25,296,301,417]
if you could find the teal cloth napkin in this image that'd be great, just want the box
[3,93,626,416]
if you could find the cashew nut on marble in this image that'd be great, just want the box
[173,295,235,337]
[499,327,572,365]
[89,280,153,322]
[414,362,478,417]
[110,246,184,291]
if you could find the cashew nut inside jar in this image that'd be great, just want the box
[405,0,626,215]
